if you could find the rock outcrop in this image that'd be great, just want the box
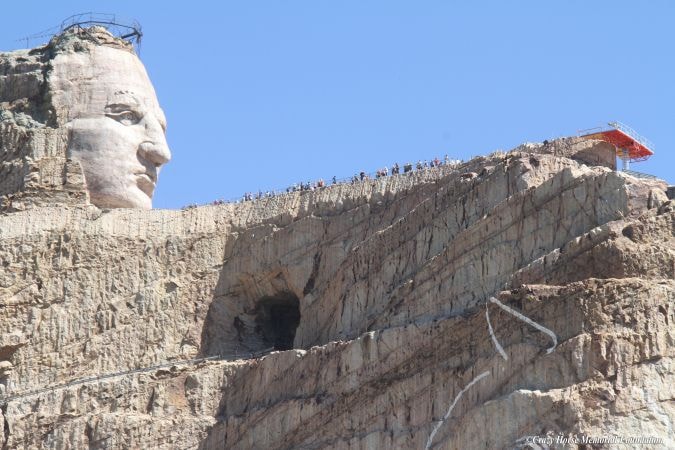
[0,135,673,448]
[0,34,89,212]
[1,26,169,212]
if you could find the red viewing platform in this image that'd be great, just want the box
[579,121,654,162]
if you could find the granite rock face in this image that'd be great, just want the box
[1,23,673,450]
[1,27,169,211]
[0,137,673,449]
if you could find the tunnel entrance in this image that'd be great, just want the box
[255,293,300,351]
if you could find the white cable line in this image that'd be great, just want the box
[488,297,557,354]
[485,304,508,361]
[1,348,273,405]
[425,370,490,449]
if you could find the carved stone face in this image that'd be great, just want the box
[50,45,171,209]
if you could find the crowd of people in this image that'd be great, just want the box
[182,154,462,209]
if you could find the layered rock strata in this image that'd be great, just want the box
[0,141,673,449]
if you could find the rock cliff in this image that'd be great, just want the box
[0,134,673,448]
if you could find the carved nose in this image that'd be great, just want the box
[139,141,171,167]
[139,115,171,167]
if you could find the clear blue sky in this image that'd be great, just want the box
[3,1,673,208]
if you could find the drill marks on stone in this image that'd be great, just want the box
[485,304,508,361]
[489,297,557,354]
[425,370,490,449]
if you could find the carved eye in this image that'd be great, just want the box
[107,110,140,126]
[105,103,142,126]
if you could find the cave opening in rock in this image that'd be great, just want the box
[255,293,300,351]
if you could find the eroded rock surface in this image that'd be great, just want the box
[0,136,673,449]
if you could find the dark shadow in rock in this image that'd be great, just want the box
[254,292,300,351]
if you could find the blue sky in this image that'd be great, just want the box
[3,1,673,208]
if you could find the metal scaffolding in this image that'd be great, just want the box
[16,12,142,50]
[579,121,655,171]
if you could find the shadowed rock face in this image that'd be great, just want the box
[254,293,301,351]
[0,139,672,449]
[0,27,170,210]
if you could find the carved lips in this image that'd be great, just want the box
[135,171,157,197]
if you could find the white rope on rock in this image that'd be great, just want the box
[485,304,508,361]
[425,370,490,449]
[488,297,557,354]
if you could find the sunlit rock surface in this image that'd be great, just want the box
[0,27,170,211]
[0,139,672,448]
[1,28,673,450]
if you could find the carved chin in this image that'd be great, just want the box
[89,188,152,209]
[135,174,156,198]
